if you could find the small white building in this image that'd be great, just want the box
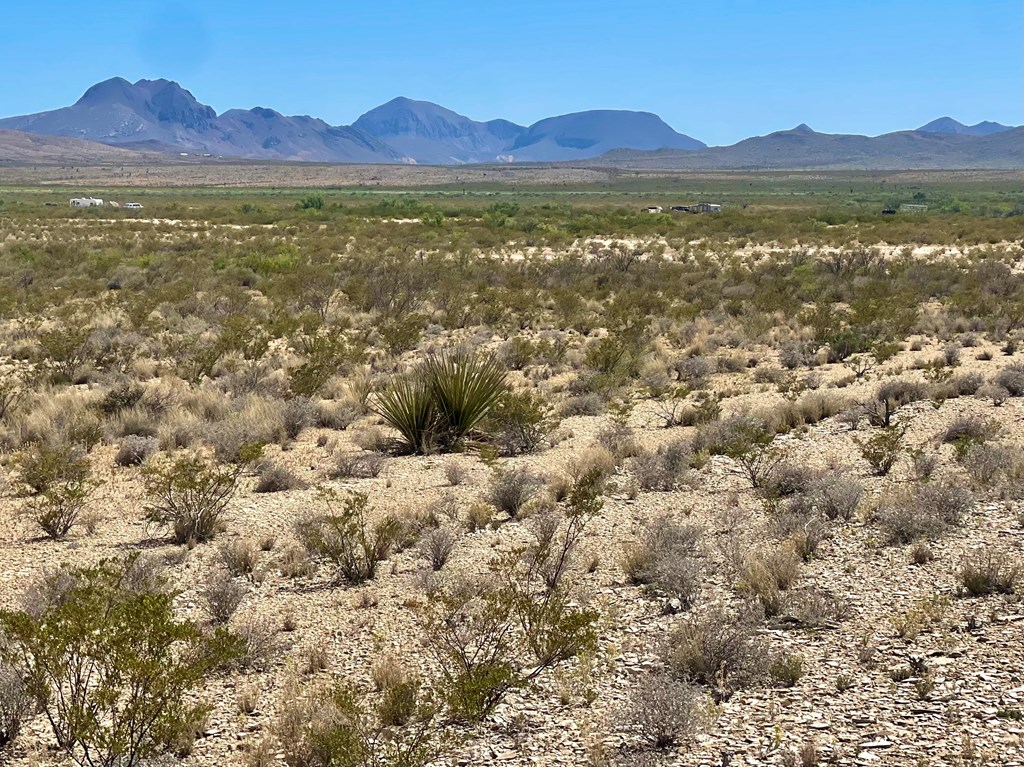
[70,197,104,208]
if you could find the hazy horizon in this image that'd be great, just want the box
[0,0,1020,145]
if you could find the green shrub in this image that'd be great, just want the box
[16,441,90,495]
[275,676,441,767]
[295,490,400,584]
[425,472,600,720]
[0,556,241,767]
[856,424,907,476]
[485,390,556,456]
[27,473,96,540]
[142,454,243,544]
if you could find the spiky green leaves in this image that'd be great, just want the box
[374,350,509,454]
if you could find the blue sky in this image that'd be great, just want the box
[0,0,1020,145]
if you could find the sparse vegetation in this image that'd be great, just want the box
[2,175,1023,766]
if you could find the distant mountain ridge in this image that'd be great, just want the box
[0,77,705,164]
[591,124,1024,170]
[0,77,1019,168]
[917,117,1014,136]
[0,78,401,163]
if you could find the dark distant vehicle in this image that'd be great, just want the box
[881,208,897,215]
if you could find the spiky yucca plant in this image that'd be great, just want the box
[374,374,437,454]
[426,351,509,450]
[374,351,509,454]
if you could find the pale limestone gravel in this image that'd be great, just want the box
[2,347,1024,766]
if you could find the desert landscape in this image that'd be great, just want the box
[0,167,1022,767]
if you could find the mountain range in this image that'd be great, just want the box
[593,123,1024,170]
[0,78,703,164]
[0,77,1019,169]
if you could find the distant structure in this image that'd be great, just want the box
[70,197,103,207]
[670,202,722,214]
[642,205,663,214]
[899,203,928,213]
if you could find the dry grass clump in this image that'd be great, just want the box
[958,550,1020,596]
[486,466,545,518]
[943,415,999,448]
[621,517,703,605]
[205,396,289,463]
[417,527,457,571]
[331,450,387,479]
[790,474,864,522]
[631,438,692,492]
[232,616,282,672]
[567,444,617,483]
[0,664,33,750]
[736,546,802,616]
[219,538,259,578]
[443,460,468,486]
[874,480,975,544]
[255,461,307,493]
[114,435,159,467]
[200,567,249,624]
[993,363,1024,397]
[663,605,769,700]
[620,674,713,750]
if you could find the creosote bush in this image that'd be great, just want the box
[142,453,243,544]
[424,471,602,721]
[296,490,400,584]
[856,424,907,476]
[0,556,242,767]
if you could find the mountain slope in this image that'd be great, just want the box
[591,125,1024,170]
[0,78,402,163]
[917,117,1015,136]
[507,110,705,162]
[0,129,160,164]
[353,97,525,163]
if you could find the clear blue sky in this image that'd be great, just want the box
[0,0,1020,145]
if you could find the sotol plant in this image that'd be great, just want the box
[374,350,508,454]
